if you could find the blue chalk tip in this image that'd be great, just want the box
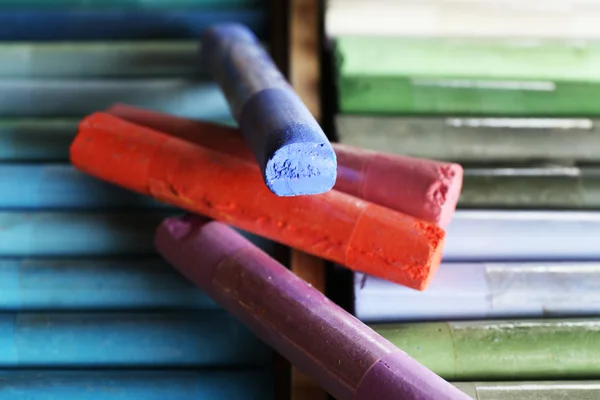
[265,139,337,197]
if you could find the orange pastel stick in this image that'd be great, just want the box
[70,112,445,290]
[107,104,462,227]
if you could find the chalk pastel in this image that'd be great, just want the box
[0,0,265,8]
[0,211,273,257]
[336,37,600,115]
[355,261,600,322]
[108,104,463,226]
[0,370,275,400]
[0,11,267,41]
[374,319,600,380]
[71,113,446,290]
[0,118,77,161]
[0,212,167,256]
[201,23,337,196]
[0,258,217,311]
[0,117,230,161]
[155,215,469,400]
[460,166,600,209]
[0,41,198,78]
[326,0,600,39]
[0,164,166,209]
[0,312,270,367]
[335,115,600,163]
[0,79,232,119]
[444,210,600,261]
[454,381,600,400]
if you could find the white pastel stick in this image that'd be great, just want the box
[355,261,600,322]
[326,0,600,38]
[443,210,600,261]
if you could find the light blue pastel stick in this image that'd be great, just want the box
[0,370,275,400]
[0,79,232,119]
[0,164,169,209]
[0,117,236,161]
[0,118,77,161]
[0,312,271,367]
[202,23,337,196]
[0,41,198,78]
[0,212,273,257]
[0,212,172,256]
[0,258,219,311]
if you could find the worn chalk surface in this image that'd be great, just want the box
[109,104,462,225]
[71,113,444,290]
[201,23,336,196]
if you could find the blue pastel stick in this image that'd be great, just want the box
[0,212,274,257]
[0,0,266,9]
[0,212,169,256]
[201,23,337,196]
[0,11,267,41]
[0,312,271,367]
[0,119,77,161]
[0,79,233,119]
[0,370,275,400]
[0,258,218,311]
[0,164,167,209]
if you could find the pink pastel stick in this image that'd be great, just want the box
[334,143,463,228]
[155,215,470,400]
[108,104,462,227]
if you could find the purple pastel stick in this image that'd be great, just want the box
[200,23,337,197]
[155,215,470,400]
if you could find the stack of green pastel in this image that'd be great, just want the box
[328,1,600,398]
[334,36,600,209]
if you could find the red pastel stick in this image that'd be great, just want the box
[107,104,462,227]
[70,112,445,290]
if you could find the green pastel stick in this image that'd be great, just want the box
[335,115,600,163]
[459,166,600,209]
[373,319,600,380]
[453,381,600,400]
[335,37,600,115]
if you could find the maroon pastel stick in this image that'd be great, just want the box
[155,215,469,400]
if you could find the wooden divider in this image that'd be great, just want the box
[288,0,329,399]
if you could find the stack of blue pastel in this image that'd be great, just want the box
[0,1,276,399]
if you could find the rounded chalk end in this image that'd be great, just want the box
[431,163,464,228]
[264,141,337,197]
